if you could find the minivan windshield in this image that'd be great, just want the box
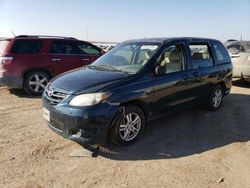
[92,43,160,74]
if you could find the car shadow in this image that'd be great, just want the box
[8,88,41,98]
[233,79,250,88]
[98,93,250,160]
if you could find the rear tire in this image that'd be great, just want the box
[206,85,224,111]
[109,105,145,146]
[23,71,50,95]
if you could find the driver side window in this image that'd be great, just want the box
[157,44,185,74]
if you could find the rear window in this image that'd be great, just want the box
[189,44,213,69]
[0,40,9,54]
[11,40,43,54]
[212,41,231,64]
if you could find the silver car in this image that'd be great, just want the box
[225,40,250,82]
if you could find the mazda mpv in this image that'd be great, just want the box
[42,37,232,146]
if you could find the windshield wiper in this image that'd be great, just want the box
[89,64,131,74]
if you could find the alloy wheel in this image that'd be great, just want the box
[119,112,141,141]
[28,74,48,93]
[212,88,222,108]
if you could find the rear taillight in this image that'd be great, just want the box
[0,57,13,65]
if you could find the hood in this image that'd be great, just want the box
[50,66,129,94]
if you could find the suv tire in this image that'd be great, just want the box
[24,70,50,95]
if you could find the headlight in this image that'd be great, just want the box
[69,93,111,106]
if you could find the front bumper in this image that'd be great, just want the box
[43,95,120,145]
[0,76,23,88]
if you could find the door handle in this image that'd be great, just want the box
[82,58,90,61]
[52,58,61,62]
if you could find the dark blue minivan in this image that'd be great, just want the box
[42,37,232,146]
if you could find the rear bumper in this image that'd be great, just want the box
[0,76,23,88]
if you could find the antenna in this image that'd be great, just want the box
[11,31,16,37]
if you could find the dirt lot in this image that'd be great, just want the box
[0,81,250,188]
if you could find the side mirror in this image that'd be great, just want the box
[155,65,166,76]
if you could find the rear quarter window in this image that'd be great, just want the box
[212,41,231,64]
[0,40,10,54]
[11,40,43,54]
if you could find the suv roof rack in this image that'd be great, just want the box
[16,35,77,40]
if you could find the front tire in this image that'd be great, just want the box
[206,85,224,110]
[109,105,145,146]
[23,71,50,95]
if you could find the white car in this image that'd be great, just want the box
[225,40,250,82]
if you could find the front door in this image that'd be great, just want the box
[153,43,195,114]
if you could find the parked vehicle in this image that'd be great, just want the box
[224,40,250,82]
[0,35,103,95]
[42,37,232,146]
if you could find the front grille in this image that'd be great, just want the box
[45,85,68,105]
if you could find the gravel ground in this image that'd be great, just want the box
[0,81,250,188]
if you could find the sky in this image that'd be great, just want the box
[0,0,250,42]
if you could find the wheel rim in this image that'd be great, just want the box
[119,112,141,141]
[212,89,222,108]
[28,74,48,93]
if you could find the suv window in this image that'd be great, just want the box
[0,40,9,54]
[50,41,80,55]
[212,41,231,64]
[157,44,185,74]
[11,40,43,54]
[78,43,100,55]
[189,44,213,69]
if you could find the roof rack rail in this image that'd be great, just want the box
[16,35,77,40]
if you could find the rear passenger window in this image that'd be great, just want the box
[50,41,80,55]
[11,40,43,54]
[189,44,213,69]
[212,41,231,64]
